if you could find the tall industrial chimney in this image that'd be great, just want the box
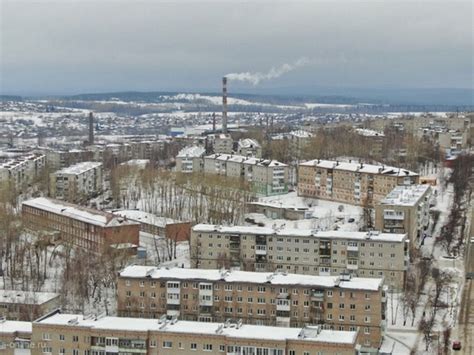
[212,112,216,132]
[222,77,228,134]
[88,112,94,145]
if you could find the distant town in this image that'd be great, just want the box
[0,86,472,355]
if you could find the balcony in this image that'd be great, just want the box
[166,293,180,305]
[320,257,331,265]
[347,245,359,252]
[199,305,213,314]
[311,291,324,301]
[276,299,290,311]
[347,263,358,270]
[199,296,213,307]
[311,302,324,315]
[255,245,267,255]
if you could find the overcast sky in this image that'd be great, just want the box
[0,0,472,95]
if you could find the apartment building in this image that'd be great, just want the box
[117,266,385,351]
[43,149,94,170]
[191,225,408,289]
[288,130,313,159]
[212,133,234,154]
[0,153,45,191]
[112,210,191,242]
[32,311,360,355]
[297,159,419,207]
[438,129,469,156]
[237,138,262,158]
[354,129,385,158]
[0,290,60,322]
[175,146,205,173]
[203,154,289,196]
[375,184,432,248]
[0,320,32,355]
[49,162,103,203]
[22,197,140,253]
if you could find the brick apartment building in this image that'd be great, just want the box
[297,159,419,207]
[22,197,140,253]
[31,311,360,355]
[117,266,385,351]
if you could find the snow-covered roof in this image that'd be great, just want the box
[54,161,102,175]
[238,138,261,149]
[289,130,313,138]
[379,184,431,206]
[36,313,357,344]
[205,154,287,167]
[355,128,385,137]
[248,201,309,211]
[22,198,139,228]
[120,159,150,167]
[192,224,406,242]
[0,154,44,170]
[299,159,418,177]
[177,146,205,158]
[0,320,32,334]
[119,266,383,291]
[0,290,59,305]
[112,210,185,227]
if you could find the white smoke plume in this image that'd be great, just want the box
[225,57,309,85]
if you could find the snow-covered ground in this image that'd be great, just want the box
[247,191,363,232]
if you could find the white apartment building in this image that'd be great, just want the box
[175,146,205,173]
[49,161,103,203]
[375,184,432,248]
[237,138,262,158]
[203,154,289,196]
[0,153,46,191]
[212,133,234,154]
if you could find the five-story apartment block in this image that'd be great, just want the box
[203,154,289,196]
[297,159,419,207]
[50,161,103,203]
[375,184,432,249]
[191,225,408,289]
[117,266,386,351]
[32,311,360,355]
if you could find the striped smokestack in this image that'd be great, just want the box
[222,76,228,133]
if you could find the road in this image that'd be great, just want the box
[458,275,474,354]
[456,201,474,355]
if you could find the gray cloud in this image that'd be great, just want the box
[0,0,472,95]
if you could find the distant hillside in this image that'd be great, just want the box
[0,95,23,101]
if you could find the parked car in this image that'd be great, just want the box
[452,340,462,351]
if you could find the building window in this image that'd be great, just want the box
[203,344,213,351]
[163,341,172,348]
[191,343,197,350]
